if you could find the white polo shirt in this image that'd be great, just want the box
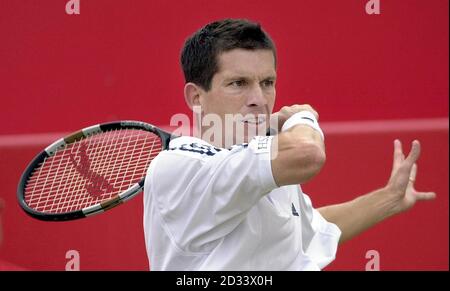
[143,135,341,270]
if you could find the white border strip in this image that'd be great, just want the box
[0,118,447,147]
[322,118,449,135]
[0,132,69,147]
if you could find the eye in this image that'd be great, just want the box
[261,80,275,88]
[229,80,247,87]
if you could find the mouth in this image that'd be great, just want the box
[240,116,267,125]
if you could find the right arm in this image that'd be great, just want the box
[147,104,325,252]
[270,105,326,186]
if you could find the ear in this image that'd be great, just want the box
[184,82,203,110]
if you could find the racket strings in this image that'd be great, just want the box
[26,143,158,181]
[24,129,162,213]
[28,130,162,213]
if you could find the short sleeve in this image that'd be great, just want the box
[145,136,278,253]
[300,193,342,269]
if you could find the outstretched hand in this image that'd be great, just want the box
[385,140,436,215]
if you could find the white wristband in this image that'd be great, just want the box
[281,111,324,140]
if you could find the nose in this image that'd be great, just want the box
[246,84,267,107]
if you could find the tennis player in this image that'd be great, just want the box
[143,19,436,270]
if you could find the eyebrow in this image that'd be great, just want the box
[222,75,277,82]
[261,76,277,81]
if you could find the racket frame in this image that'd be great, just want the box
[17,120,172,221]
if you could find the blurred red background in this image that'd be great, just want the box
[0,0,448,270]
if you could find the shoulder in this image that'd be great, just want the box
[146,136,250,184]
[147,136,226,182]
[167,136,224,159]
[164,136,250,160]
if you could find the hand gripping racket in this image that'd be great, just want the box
[17,121,175,221]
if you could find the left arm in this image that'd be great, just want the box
[318,139,436,244]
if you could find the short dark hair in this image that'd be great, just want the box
[180,19,277,91]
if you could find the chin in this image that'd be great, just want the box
[242,133,257,144]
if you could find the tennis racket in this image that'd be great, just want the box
[17,121,175,221]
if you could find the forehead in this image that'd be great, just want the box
[215,49,276,78]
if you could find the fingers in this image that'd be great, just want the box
[414,191,437,201]
[392,140,421,173]
[408,163,436,201]
[286,104,319,120]
[409,163,417,184]
[405,140,421,166]
[390,140,422,189]
[391,139,405,174]
[410,162,436,201]
[395,139,405,162]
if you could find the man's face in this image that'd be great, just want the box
[198,48,276,146]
